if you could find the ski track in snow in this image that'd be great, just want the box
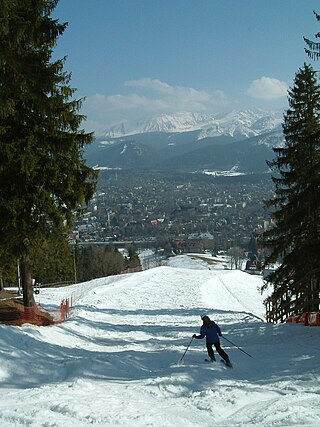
[0,255,319,426]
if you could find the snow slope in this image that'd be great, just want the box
[0,255,319,426]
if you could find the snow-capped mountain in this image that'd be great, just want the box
[101,109,283,140]
[85,109,285,173]
[138,112,214,134]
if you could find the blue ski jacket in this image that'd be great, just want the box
[195,322,222,344]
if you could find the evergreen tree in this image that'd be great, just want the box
[76,245,125,282]
[304,11,320,60]
[262,63,320,312]
[0,234,74,286]
[248,236,258,258]
[30,234,75,284]
[0,1,97,306]
[127,246,141,269]
[0,248,17,289]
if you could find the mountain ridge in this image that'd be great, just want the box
[85,109,284,173]
[101,109,283,140]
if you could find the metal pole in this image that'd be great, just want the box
[178,336,194,364]
[17,260,22,295]
[221,335,253,358]
[73,241,77,283]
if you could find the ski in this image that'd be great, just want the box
[220,359,233,368]
[204,358,216,363]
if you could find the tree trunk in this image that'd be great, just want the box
[310,275,320,312]
[21,254,36,307]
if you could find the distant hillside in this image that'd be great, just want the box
[84,109,284,173]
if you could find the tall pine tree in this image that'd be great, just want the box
[262,63,320,312]
[0,0,97,306]
[304,10,320,60]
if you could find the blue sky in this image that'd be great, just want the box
[53,0,320,134]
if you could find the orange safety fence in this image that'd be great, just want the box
[59,298,70,322]
[18,298,71,326]
[19,305,55,326]
[286,311,320,326]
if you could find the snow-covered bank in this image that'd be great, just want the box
[0,255,319,426]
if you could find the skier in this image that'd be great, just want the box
[193,314,232,367]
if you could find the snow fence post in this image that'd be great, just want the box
[66,298,69,318]
[60,299,65,321]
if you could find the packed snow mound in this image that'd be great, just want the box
[0,255,319,427]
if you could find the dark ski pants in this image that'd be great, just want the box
[206,341,229,361]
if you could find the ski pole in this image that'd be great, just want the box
[221,335,253,358]
[178,336,194,364]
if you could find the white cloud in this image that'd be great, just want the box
[82,78,227,133]
[124,78,172,94]
[87,93,167,111]
[247,76,288,100]
[124,77,217,110]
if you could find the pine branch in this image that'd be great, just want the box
[313,10,320,21]
[304,48,320,60]
[304,37,320,51]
